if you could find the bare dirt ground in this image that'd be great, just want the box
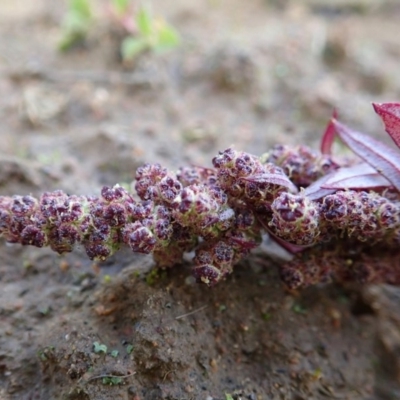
[1,0,400,399]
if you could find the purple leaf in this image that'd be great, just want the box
[240,173,298,193]
[373,102,400,149]
[303,173,336,201]
[332,119,400,192]
[229,236,259,251]
[322,162,392,190]
[320,109,338,155]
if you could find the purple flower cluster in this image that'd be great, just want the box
[269,192,321,246]
[212,148,296,205]
[1,144,400,288]
[262,144,340,187]
[320,190,400,244]
[280,244,400,290]
[0,186,138,260]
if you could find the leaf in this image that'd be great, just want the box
[154,23,180,51]
[240,173,298,193]
[136,5,153,37]
[322,162,392,190]
[320,109,338,155]
[111,349,119,358]
[93,341,107,354]
[102,376,123,385]
[70,0,92,19]
[58,0,92,51]
[58,31,86,52]
[332,119,400,192]
[373,102,400,149]
[121,36,148,60]
[58,16,88,51]
[64,12,90,32]
[303,173,336,201]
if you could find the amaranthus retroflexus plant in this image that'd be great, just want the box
[1,103,400,288]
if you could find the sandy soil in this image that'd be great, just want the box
[1,0,400,399]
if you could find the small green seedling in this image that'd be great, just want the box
[58,1,180,61]
[93,341,108,354]
[110,349,119,358]
[59,0,93,51]
[126,344,134,354]
[121,5,180,61]
[102,376,123,385]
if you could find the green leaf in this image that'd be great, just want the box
[58,27,87,51]
[58,0,92,51]
[64,12,90,32]
[110,349,119,358]
[136,6,153,36]
[121,36,148,60]
[102,376,123,385]
[126,344,134,354]
[93,341,108,354]
[154,23,180,51]
[70,0,92,19]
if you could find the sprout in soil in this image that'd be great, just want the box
[58,0,180,62]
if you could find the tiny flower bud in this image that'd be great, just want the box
[270,192,320,245]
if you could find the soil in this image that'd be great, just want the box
[1,0,400,399]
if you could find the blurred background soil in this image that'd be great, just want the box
[1,0,400,399]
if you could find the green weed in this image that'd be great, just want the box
[59,0,93,51]
[121,5,180,61]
